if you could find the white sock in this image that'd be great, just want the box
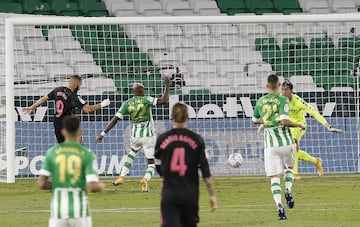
[144,164,155,181]
[271,178,282,205]
[284,169,294,193]
[120,150,137,177]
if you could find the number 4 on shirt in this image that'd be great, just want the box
[170,148,187,176]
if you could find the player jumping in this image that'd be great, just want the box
[252,74,306,220]
[281,80,342,179]
[23,75,110,143]
[96,76,170,192]
[38,116,105,227]
[155,102,217,227]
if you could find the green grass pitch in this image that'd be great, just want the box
[1,175,360,227]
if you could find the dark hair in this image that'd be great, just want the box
[172,102,188,123]
[282,80,294,91]
[70,75,82,82]
[267,74,279,89]
[62,116,80,134]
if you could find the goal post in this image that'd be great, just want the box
[2,14,360,183]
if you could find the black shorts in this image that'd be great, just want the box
[54,126,64,143]
[161,197,199,227]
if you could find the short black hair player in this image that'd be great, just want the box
[155,102,217,227]
[23,75,110,143]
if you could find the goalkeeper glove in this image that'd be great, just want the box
[100,99,110,108]
[257,124,264,135]
[327,125,342,133]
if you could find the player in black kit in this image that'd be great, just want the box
[23,75,110,143]
[155,102,217,227]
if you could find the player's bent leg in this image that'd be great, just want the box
[315,158,324,176]
[113,149,138,186]
[180,201,199,227]
[141,136,156,192]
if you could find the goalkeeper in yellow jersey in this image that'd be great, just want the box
[258,80,342,179]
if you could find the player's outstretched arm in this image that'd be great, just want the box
[82,99,110,113]
[87,182,105,192]
[203,177,217,212]
[95,116,119,144]
[281,119,306,130]
[23,95,49,114]
[38,175,52,190]
[156,76,170,105]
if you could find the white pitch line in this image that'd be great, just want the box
[2,202,359,214]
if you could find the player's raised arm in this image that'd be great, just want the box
[82,98,110,113]
[156,76,170,105]
[23,95,49,114]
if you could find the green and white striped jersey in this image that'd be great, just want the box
[39,142,99,219]
[252,93,295,148]
[116,96,157,138]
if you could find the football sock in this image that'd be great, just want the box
[144,164,156,181]
[293,151,299,175]
[284,169,294,193]
[120,150,137,177]
[297,150,317,164]
[271,178,282,205]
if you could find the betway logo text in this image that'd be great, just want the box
[13,95,337,121]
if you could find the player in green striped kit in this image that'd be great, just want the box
[252,74,305,220]
[38,116,105,227]
[96,77,170,192]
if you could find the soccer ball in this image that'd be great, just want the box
[228,153,243,168]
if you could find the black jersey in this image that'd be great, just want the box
[47,87,86,128]
[155,128,211,198]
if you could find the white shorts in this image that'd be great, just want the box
[49,217,92,227]
[130,136,156,159]
[264,144,296,177]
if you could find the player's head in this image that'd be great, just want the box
[266,74,280,91]
[171,102,188,127]
[61,116,82,141]
[281,80,293,99]
[69,75,82,93]
[133,83,145,96]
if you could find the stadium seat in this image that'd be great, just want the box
[138,1,163,15]
[215,0,248,15]
[255,38,279,51]
[79,1,108,16]
[165,1,193,15]
[80,77,116,95]
[305,0,331,14]
[183,24,211,38]
[73,64,102,75]
[209,51,235,64]
[125,25,155,38]
[138,39,167,53]
[53,39,81,52]
[239,24,267,38]
[22,0,52,15]
[64,51,94,65]
[34,51,66,65]
[0,2,23,14]
[210,24,239,38]
[310,37,334,49]
[24,40,53,53]
[194,38,223,52]
[331,0,357,13]
[28,82,58,96]
[218,64,245,77]
[45,64,74,79]
[224,38,252,52]
[15,54,38,69]
[17,65,46,81]
[52,1,82,16]
[330,86,354,91]
[238,50,263,64]
[15,27,44,41]
[157,25,183,38]
[282,37,307,50]
[273,0,302,14]
[193,1,218,13]
[48,28,73,41]
[167,38,195,52]
[151,52,180,65]
[245,0,277,15]
[181,52,209,65]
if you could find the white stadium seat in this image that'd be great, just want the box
[194,38,223,52]
[332,0,357,13]
[28,82,58,96]
[151,52,180,65]
[210,24,239,38]
[157,25,183,38]
[138,1,163,14]
[111,2,135,15]
[53,39,81,52]
[330,86,354,92]
[125,25,155,38]
[48,28,73,41]
[139,39,167,52]
[238,50,263,64]
[209,51,235,64]
[166,38,195,51]
[45,64,74,79]
[17,65,46,81]
[305,0,331,14]
[73,64,102,75]
[15,54,37,68]
[34,51,66,65]
[183,24,211,38]
[15,26,43,41]
[64,52,94,66]
[218,64,245,77]
[166,1,193,15]
[190,64,217,77]
[193,1,218,13]
[181,52,208,64]
[80,77,117,95]
[23,40,53,53]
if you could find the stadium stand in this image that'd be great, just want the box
[0,0,358,94]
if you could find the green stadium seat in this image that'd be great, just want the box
[245,0,277,15]
[0,2,23,13]
[273,0,302,14]
[282,37,306,50]
[52,1,82,16]
[189,89,210,95]
[22,0,52,15]
[320,48,338,62]
[330,61,355,75]
[303,62,329,77]
[340,48,360,62]
[78,1,108,16]
[310,37,334,49]
[274,63,301,78]
[255,38,279,51]
[295,49,319,62]
[170,89,182,95]
[338,37,360,48]
[108,39,139,52]
[216,0,248,14]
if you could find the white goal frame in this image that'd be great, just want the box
[4,14,360,183]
